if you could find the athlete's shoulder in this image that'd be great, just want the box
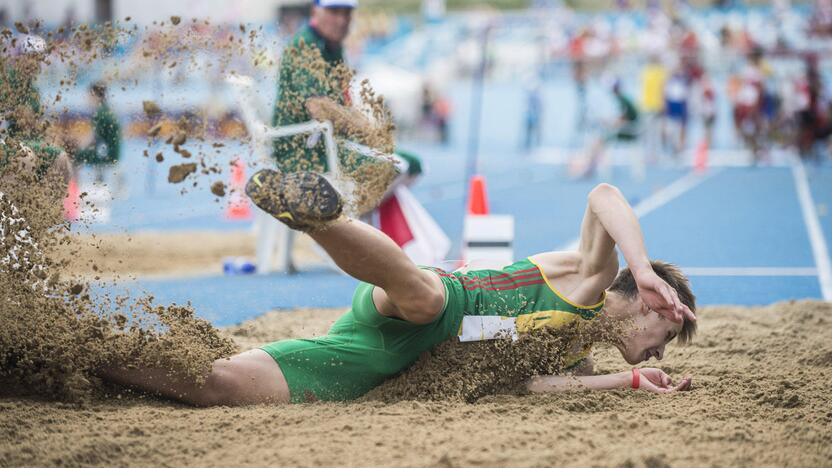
[529,250,615,306]
[528,251,582,276]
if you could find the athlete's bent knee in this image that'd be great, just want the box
[396,273,445,325]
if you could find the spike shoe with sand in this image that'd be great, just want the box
[245,169,342,232]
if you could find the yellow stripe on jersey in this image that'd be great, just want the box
[514,309,583,333]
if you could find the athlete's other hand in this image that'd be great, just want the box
[636,368,692,394]
[634,269,695,323]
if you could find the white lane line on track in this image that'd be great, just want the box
[791,160,832,301]
[681,267,818,276]
[558,170,718,251]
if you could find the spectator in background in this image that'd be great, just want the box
[269,0,423,273]
[663,63,690,160]
[523,80,543,152]
[421,84,434,128]
[698,73,717,146]
[420,83,451,145]
[75,82,121,183]
[272,0,358,174]
[640,54,667,163]
[731,46,769,165]
[569,28,590,134]
[432,94,451,145]
[570,80,640,180]
[796,54,831,163]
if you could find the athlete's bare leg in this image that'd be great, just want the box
[245,169,444,323]
[99,349,290,406]
[309,217,445,324]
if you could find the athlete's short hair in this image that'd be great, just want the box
[608,260,697,344]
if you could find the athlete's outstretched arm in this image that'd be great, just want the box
[579,183,694,322]
[527,369,692,394]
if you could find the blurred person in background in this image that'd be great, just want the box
[523,79,543,152]
[662,62,690,161]
[271,0,422,182]
[731,46,770,165]
[640,53,667,163]
[421,83,435,131]
[0,34,71,183]
[569,27,590,136]
[74,81,121,184]
[795,54,831,163]
[697,73,717,147]
[271,0,358,174]
[432,93,451,145]
[570,80,640,180]
[420,83,451,145]
[268,0,423,272]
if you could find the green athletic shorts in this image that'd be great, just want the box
[260,275,461,403]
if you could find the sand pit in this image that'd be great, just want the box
[55,230,326,279]
[2,301,830,467]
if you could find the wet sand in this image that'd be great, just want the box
[2,300,830,467]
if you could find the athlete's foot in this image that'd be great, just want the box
[246,169,342,232]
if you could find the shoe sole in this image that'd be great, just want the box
[246,169,342,228]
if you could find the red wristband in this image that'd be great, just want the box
[631,368,640,389]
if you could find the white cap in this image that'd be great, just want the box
[315,0,358,8]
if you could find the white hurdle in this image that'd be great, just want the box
[462,214,515,268]
[226,75,396,274]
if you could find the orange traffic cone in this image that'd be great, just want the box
[226,158,252,221]
[63,176,80,222]
[693,139,709,173]
[466,175,489,215]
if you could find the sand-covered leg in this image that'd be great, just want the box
[246,168,444,323]
[100,349,290,406]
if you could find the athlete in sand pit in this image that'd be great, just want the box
[103,176,697,404]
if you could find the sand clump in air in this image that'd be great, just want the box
[167,162,197,183]
[0,159,238,400]
[0,16,401,402]
[0,24,239,402]
[0,166,239,400]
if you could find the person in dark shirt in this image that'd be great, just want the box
[74,82,121,182]
[571,81,640,179]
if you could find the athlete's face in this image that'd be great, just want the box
[616,298,683,365]
[311,6,353,45]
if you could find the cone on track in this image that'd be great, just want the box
[466,174,489,215]
[693,139,709,173]
[63,176,80,222]
[226,158,252,221]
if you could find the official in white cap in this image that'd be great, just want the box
[311,0,358,48]
[268,0,359,272]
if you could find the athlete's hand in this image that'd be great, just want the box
[635,368,692,394]
[634,269,695,323]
